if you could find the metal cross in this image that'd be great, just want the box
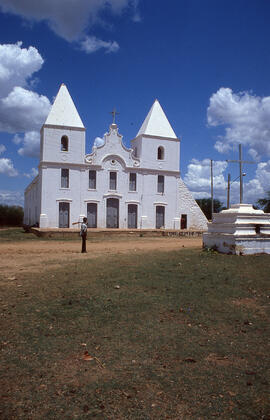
[226,144,255,203]
[110,108,119,124]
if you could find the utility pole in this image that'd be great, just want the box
[226,144,255,203]
[210,159,214,219]
[227,173,231,209]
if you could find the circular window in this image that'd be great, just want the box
[111,159,116,165]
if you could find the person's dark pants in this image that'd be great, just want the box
[81,233,87,253]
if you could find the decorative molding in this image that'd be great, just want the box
[84,199,100,203]
[103,193,123,198]
[153,202,168,206]
[42,124,85,132]
[132,134,180,142]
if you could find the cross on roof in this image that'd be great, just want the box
[110,108,119,124]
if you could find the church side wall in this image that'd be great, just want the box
[178,179,208,230]
[24,175,41,226]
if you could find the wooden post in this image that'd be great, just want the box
[227,173,231,209]
[210,159,214,220]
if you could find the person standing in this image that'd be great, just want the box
[80,217,88,253]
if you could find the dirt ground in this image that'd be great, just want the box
[0,237,202,278]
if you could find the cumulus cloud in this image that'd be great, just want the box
[0,0,139,41]
[0,41,43,97]
[0,157,18,176]
[93,136,105,147]
[16,131,40,158]
[207,88,270,160]
[184,157,270,205]
[0,189,24,205]
[81,36,120,54]
[0,42,51,134]
[0,87,51,133]
[0,144,6,154]
[24,167,38,178]
[184,158,227,198]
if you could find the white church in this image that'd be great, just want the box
[24,84,207,230]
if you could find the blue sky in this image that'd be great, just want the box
[0,0,270,207]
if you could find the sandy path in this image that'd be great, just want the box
[0,237,202,277]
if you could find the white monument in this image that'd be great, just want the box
[203,203,270,255]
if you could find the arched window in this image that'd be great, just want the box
[61,135,68,151]
[157,146,164,160]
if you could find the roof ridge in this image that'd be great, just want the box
[136,99,177,139]
[44,84,84,129]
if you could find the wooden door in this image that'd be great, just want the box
[87,203,97,228]
[106,198,119,228]
[128,204,137,229]
[59,202,69,228]
[181,214,187,229]
[156,206,165,229]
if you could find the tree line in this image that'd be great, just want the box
[196,191,270,220]
[0,205,24,227]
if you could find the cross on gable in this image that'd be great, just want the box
[110,108,119,124]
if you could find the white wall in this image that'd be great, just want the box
[24,175,41,225]
[131,134,180,172]
[41,126,85,165]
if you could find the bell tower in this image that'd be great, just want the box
[40,83,85,165]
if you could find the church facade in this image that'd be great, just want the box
[24,84,207,230]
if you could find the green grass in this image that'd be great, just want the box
[0,227,40,241]
[0,227,82,242]
[1,248,270,419]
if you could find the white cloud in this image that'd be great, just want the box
[207,88,270,160]
[183,158,270,206]
[184,158,227,199]
[0,157,18,176]
[0,42,51,134]
[0,41,43,97]
[80,36,120,54]
[0,144,6,154]
[23,167,38,178]
[93,136,105,147]
[0,87,51,133]
[17,131,40,158]
[0,0,139,41]
[0,189,24,206]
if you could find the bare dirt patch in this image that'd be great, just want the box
[232,297,260,309]
[0,236,201,278]
[232,297,268,316]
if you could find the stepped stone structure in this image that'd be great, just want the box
[203,204,270,255]
[24,84,207,230]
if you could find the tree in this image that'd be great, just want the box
[196,198,224,220]
[0,205,24,226]
[256,191,270,213]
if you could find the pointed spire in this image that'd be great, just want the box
[44,84,84,128]
[136,99,177,139]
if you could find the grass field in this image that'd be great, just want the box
[0,237,270,419]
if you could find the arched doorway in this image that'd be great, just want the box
[106,198,119,228]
